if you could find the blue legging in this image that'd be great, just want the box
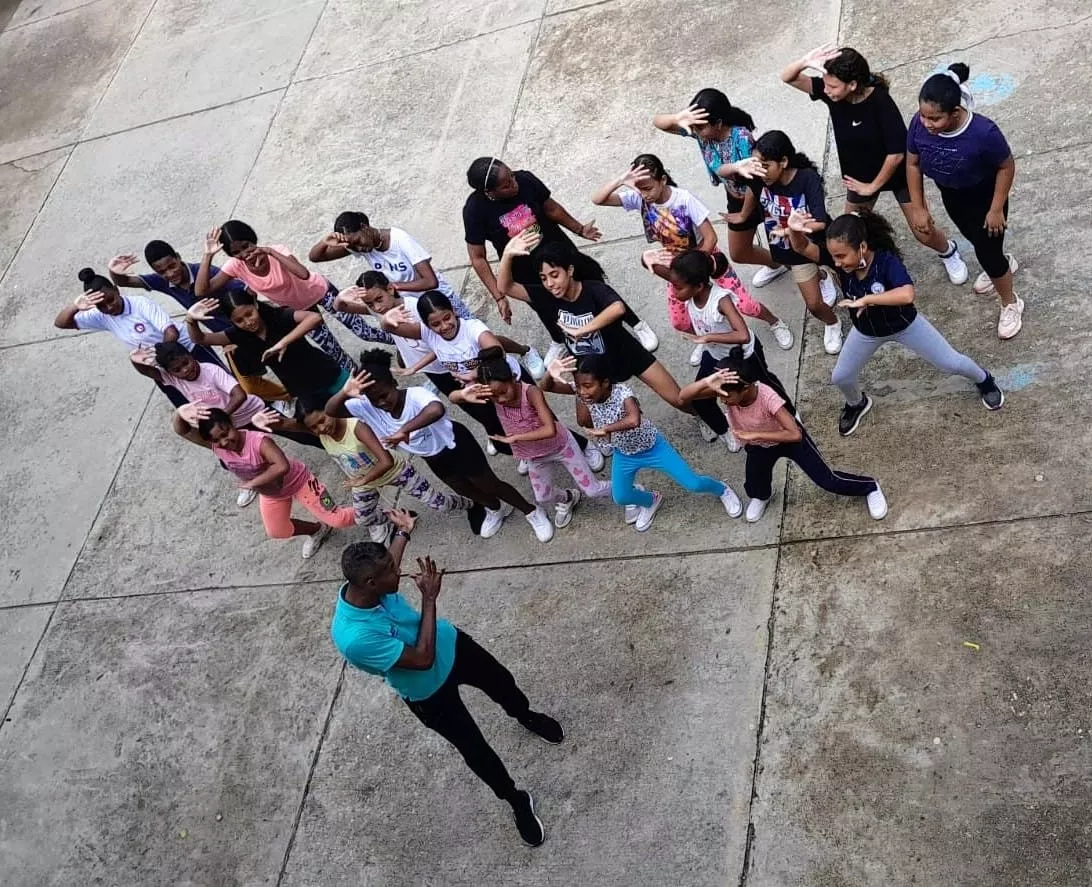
[610,433,726,508]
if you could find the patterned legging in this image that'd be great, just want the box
[350,462,473,526]
[307,282,396,373]
[526,428,612,504]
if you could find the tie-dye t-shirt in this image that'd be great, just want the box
[618,186,711,254]
[686,127,756,200]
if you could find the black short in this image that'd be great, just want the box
[724,192,764,232]
[423,421,489,478]
[846,186,912,206]
[586,338,655,384]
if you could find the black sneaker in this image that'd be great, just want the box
[976,374,1005,411]
[519,711,564,745]
[510,790,545,846]
[838,394,872,436]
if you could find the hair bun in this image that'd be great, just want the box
[77,267,96,283]
[947,62,970,83]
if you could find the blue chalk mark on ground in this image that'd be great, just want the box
[930,65,1016,105]
[996,363,1039,391]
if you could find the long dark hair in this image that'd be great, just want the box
[825,47,889,91]
[218,220,258,255]
[753,131,817,171]
[669,249,730,286]
[531,241,606,281]
[475,345,516,384]
[689,88,755,131]
[826,212,901,259]
[631,153,677,187]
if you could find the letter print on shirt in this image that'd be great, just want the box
[557,307,605,356]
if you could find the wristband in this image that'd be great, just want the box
[393,530,412,541]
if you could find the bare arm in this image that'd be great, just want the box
[196,230,234,297]
[309,233,352,263]
[262,248,311,280]
[500,385,557,443]
[543,197,598,241]
[467,243,503,301]
[596,396,642,435]
[393,557,443,670]
[695,218,718,254]
[841,284,915,308]
[243,437,292,490]
[781,44,841,93]
[844,153,904,197]
[348,420,397,486]
[906,151,926,208]
[107,255,148,290]
[395,260,439,294]
[590,172,629,207]
[736,405,801,445]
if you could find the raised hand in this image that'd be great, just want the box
[504,229,542,257]
[623,165,652,188]
[382,428,410,448]
[129,346,157,367]
[177,402,213,426]
[801,42,842,70]
[74,292,105,311]
[675,104,709,132]
[250,408,282,431]
[108,254,139,274]
[324,232,349,246]
[460,383,494,404]
[412,556,444,600]
[842,176,875,197]
[548,355,577,383]
[204,227,223,256]
[734,157,767,180]
[187,298,219,322]
[342,369,375,399]
[386,508,419,533]
[786,209,818,233]
[338,285,369,306]
[383,305,415,327]
[641,247,675,272]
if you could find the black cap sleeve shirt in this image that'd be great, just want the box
[462,170,575,285]
[810,77,909,191]
[839,250,917,338]
[759,168,831,266]
[225,304,342,397]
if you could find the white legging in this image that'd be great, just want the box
[832,314,987,406]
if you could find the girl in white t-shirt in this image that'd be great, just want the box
[591,154,792,366]
[324,350,552,542]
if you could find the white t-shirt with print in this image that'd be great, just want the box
[618,186,711,253]
[687,283,755,360]
[75,295,194,350]
[394,295,442,374]
[420,317,520,378]
[352,228,458,301]
[345,386,455,457]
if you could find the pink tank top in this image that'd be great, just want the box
[495,383,568,460]
[212,430,310,498]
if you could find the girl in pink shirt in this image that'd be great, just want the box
[450,347,611,533]
[195,220,393,372]
[680,356,888,524]
[198,408,354,559]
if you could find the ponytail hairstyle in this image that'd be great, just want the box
[334,211,370,234]
[77,266,115,294]
[153,340,191,370]
[357,348,396,386]
[415,290,455,325]
[475,345,516,384]
[217,287,258,318]
[753,131,817,171]
[826,212,901,259]
[631,153,677,187]
[919,63,972,112]
[689,88,755,131]
[573,353,612,383]
[356,269,391,289]
[532,240,606,282]
[711,354,756,391]
[143,239,177,265]
[218,220,258,256]
[467,156,504,192]
[824,47,889,92]
[196,407,233,441]
[669,249,730,287]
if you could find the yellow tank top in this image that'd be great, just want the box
[320,418,404,488]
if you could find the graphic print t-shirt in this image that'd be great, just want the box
[419,317,521,378]
[759,169,830,266]
[810,77,909,190]
[462,170,573,285]
[349,228,459,303]
[906,112,1011,190]
[618,186,710,253]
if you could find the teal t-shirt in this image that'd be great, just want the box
[330,584,457,701]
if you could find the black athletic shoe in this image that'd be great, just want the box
[976,373,1005,410]
[510,790,545,846]
[838,394,872,436]
[519,711,564,745]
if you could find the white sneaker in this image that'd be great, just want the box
[554,488,580,528]
[689,344,704,366]
[940,241,969,285]
[630,320,659,352]
[486,440,498,457]
[597,440,613,457]
[526,506,555,542]
[543,342,568,367]
[720,431,742,453]
[769,319,794,350]
[997,296,1024,340]
[480,502,514,538]
[517,458,530,476]
[368,523,392,544]
[624,484,645,524]
[819,271,838,306]
[974,254,1018,295]
[523,346,546,381]
[866,485,888,520]
[301,524,332,559]
[720,485,743,518]
[745,498,769,523]
[236,488,257,508]
[585,444,605,472]
[752,265,788,287]
[635,491,664,532]
[823,321,843,354]
[698,421,717,443]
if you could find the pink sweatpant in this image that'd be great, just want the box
[526,429,612,504]
[259,473,356,539]
[666,251,765,333]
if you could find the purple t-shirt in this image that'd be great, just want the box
[907,112,1011,190]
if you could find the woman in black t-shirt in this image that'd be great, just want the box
[185,290,349,402]
[462,157,659,356]
[781,44,969,285]
[497,232,688,413]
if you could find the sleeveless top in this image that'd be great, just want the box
[212,430,309,499]
[495,383,569,460]
[320,418,404,488]
[687,283,755,360]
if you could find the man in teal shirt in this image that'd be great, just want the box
[331,509,562,846]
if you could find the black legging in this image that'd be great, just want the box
[692,337,795,436]
[426,370,592,458]
[939,176,1009,279]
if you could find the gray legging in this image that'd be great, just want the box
[832,314,987,406]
